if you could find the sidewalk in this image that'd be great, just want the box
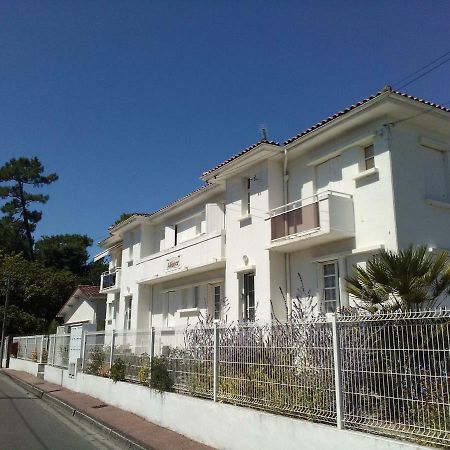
[2,369,214,450]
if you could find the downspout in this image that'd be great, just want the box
[283,148,292,319]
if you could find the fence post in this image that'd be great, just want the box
[213,321,219,402]
[109,331,116,373]
[52,335,57,366]
[39,336,45,363]
[329,313,344,430]
[81,332,87,371]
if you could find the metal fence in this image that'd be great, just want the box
[47,334,70,368]
[13,335,48,363]
[338,310,450,447]
[9,310,450,447]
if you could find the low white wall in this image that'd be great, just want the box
[9,358,40,376]
[43,370,429,450]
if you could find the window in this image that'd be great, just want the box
[322,262,340,313]
[242,273,255,321]
[124,296,132,330]
[214,285,221,320]
[423,147,448,202]
[242,178,251,216]
[128,232,134,266]
[364,144,375,170]
[193,286,199,308]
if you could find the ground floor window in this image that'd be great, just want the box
[322,261,340,313]
[124,296,132,330]
[213,285,221,320]
[242,272,255,321]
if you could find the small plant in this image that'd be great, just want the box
[98,366,110,378]
[150,356,174,392]
[31,350,38,362]
[137,355,151,385]
[110,358,126,382]
[41,349,48,363]
[85,346,105,375]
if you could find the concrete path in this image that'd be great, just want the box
[2,369,214,450]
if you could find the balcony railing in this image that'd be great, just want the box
[100,267,121,292]
[269,191,354,249]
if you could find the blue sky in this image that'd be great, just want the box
[1,1,449,256]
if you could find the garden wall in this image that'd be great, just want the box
[43,368,429,450]
[9,358,41,376]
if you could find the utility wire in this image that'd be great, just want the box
[396,55,450,90]
[393,51,450,87]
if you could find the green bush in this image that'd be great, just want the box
[110,358,126,382]
[150,356,174,392]
[85,346,105,375]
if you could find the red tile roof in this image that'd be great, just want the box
[202,139,280,177]
[77,285,103,298]
[283,88,450,145]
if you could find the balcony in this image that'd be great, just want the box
[269,191,355,252]
[137,230,226,285]
[100,267,121,293]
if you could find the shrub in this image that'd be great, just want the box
[150,356,173,392]
[110,358,126,382]
[85,346,105,375]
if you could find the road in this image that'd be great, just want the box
[0,372,124,450]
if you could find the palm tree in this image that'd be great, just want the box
[346,245,450,312]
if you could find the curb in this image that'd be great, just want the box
[2,370,151,450]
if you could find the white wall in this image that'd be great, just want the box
[390,123,450,251]
[43,368,429,450]
[64,298,95,325]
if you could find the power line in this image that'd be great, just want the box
[393,51,450,87]
[395,54,450,90]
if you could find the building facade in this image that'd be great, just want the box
[96,88,450,332]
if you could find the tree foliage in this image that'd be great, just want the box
[112,212,133,227]
[0,157,58,260]
[35,234,93,275]
[0,252,77,321]
[346,245,450,312]
[0,217,29,256]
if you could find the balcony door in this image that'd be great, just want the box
[316,156,343,194]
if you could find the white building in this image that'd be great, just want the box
[96,87,450,331]
[57,285,106,330]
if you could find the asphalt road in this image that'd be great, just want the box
[0,372,124,450]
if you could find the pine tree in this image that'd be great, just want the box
[0,157,58,260]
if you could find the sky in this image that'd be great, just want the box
[0,0,449,257]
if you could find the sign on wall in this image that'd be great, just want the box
[167,255,181,271]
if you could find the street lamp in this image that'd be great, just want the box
[0,277,11,368]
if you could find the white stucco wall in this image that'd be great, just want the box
[390,123,450,251]
[42,368,429,450]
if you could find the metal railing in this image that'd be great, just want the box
[11,310,450,447]
[47,334,70,368]
[100,267,121,291]
[12,335,48,363]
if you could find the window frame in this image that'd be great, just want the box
[363,144,375,171]
[124,296,132,330]
[242,272,255,321]
[321,261,340,313]
[213,285,221,320]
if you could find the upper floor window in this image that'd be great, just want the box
[423,147,449,202]
[364,144,375,171]
[242,178,251,216]
[127,232,134,266]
